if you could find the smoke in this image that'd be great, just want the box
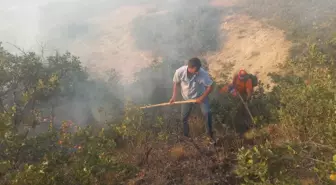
[128,0,225,104]
[3,0,336,136]
[1,0,134,133]
[0,0,134,53]
[1,0,225,131]
[1,0,227,136]
[0,0,78,52]
[132,1,221,58]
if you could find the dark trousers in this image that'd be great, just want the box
[181,98,213,137]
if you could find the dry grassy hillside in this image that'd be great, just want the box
[205,14,292,87]
[55,0,292,86]
[206,0,292,87]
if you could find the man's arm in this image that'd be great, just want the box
[196,72,214,103]
[170,70,181,104]
[169,82,178,104]
[196,84,213,103]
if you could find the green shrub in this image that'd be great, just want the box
[235,43,336,185]
[0,119,138,185]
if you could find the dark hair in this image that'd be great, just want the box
[188,57,202,71]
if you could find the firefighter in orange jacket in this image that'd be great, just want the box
[220,69,253,101]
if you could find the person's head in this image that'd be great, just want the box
[187,57,202,74]
[238,69,247,80]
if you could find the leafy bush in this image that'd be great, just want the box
[0,43,133,184]
[235,44,336,185]
[0,121,137,185]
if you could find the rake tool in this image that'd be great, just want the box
[140,99,196,109]
[237,93,255,124]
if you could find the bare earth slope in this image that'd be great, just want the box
[63,1,291,86]
[205,13,292,87]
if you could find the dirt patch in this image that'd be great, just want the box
[205,14,292,88]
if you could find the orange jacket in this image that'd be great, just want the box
[220,75,253,95]
[232,75,253,95]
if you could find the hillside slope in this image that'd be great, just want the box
[65,1,291,87]
[69,4,156,82]
[205,14,292,87]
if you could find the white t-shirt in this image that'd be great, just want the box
[173,66,213,100]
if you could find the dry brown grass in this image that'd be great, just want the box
[117,132,243,185]
[170,144,186,161]
[300,178,317,185]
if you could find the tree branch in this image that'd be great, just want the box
[5,42,27,56]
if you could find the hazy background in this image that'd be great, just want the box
[0,0,226,86]
[0,0,192,79]
[0,0,75,52]
[0,0,127,53]
[0,0,226,131]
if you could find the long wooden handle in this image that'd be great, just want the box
[237,93,255,124]
[140,99,196,109]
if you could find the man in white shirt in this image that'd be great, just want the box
[169,57,214,138]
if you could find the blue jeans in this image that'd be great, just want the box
[181,98,213,137]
